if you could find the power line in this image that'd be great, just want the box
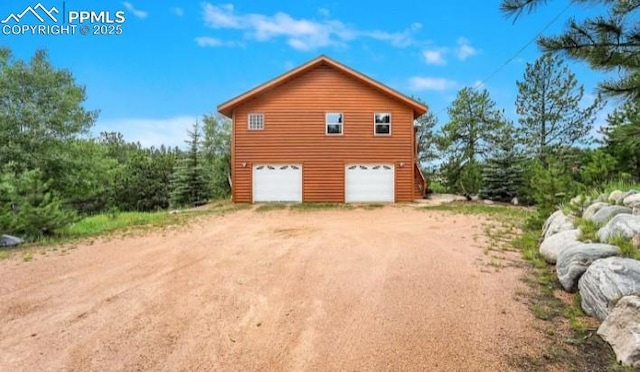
[430,1,573,118]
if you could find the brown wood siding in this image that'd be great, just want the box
[232,64,415,203]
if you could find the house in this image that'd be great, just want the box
[218,55,428,203]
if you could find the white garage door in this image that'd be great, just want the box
[253,164,302,202]
[345,164,394,203]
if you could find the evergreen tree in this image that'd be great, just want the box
[480,124,524,201]
[515,53,603,165]
[501,0,639,101]
[0,167,76,237]
[601,101,640,179]
[201,114,231,198]
[170,121,210,208]
[415,110,439,171]
[439,87,506,194]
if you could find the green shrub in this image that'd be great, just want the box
[523,157,579,228]
[0,168,77,238]
[577,218,599,242]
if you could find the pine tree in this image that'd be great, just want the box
[415,110,439,170]
[515,53,603,166]
[501,0,639,101]
[480,125,524,201]
[439,87,506,194]
[601,101,640,179]
[201,114,232,198]
[170,121,210,208]
[0,168,76,237]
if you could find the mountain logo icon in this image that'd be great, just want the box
[1,3,59,23]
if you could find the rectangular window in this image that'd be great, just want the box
[374,113,391,135]
[326,112,343,135]
[248,113,264,130]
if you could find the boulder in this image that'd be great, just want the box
[556,243,620,292]
[539,229,581,264]
[483,199,494,205]
[542,210,563,235]
[589,205,632,225]
[598,214,640,242]
[597,295,640,368]
[578,257,640,320]
[583,202,609,220]
[624,193,640,208]
[624,190,639,199]
[543,211,575,239]
[0,235,24,247]
[609,190,626,204]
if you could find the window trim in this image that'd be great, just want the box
[248,113,264,130]
[325,112,344,136]
[374,112,392,136]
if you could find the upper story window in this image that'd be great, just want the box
[326,113,343,135]
[374,113,391,135]
[248,113,264,130]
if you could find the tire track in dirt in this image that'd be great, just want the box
[0,208,543,371]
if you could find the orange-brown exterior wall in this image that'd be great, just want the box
[231,64,416,203]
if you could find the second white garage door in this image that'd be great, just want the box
[253,164,302,202]
[345,164,394,203]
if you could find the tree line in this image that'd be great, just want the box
[0,48,230,238]
[1,0,637,237]
[417,0,639,225]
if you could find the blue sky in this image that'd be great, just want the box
[2,0,612,147]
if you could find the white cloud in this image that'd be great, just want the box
[422,49,446,65]
[473,80,484,89]
[122,2,148,19]
[200,3,421,51]
[95,116,197,148]
[171,7,184,17]
[456,37,477,60]
[408,77,457,91]
[195,36,241,47]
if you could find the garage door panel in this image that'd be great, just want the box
[253,164,302,203]
[345,164,394,203]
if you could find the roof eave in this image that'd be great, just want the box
[217,55,428,118]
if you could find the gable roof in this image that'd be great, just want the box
[217,55,428,118]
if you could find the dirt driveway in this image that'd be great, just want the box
[0,206,541,371]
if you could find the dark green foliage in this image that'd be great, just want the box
[526,157,579,227]
[170,121,211,208]
[0,168,76,237]
[0,48,99,196]
[98,132,180,212]
[576,148,619,188]
[439,87,507,194]
[515,53,602,164]
[201,114,231,199]
[114,146,179,211]
[414,100,439,168]
[501,0,639,101]
[60,139,118,214]
[480,125,524,201]
[0,48,98,236]
[601,101,640,180]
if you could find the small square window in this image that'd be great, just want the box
[248,113,264,130]
[326,112,343,135]
[374,113,391,135]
